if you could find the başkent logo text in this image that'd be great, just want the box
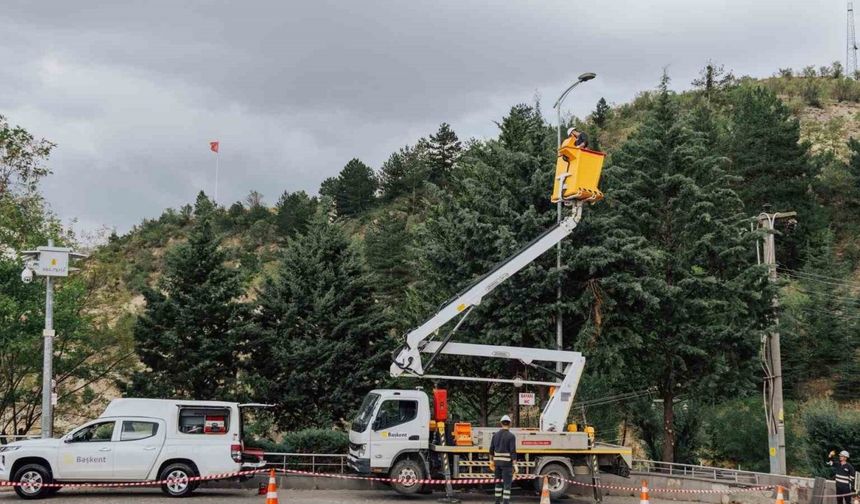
[76,456,108,464]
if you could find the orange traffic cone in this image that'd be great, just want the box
[775,485,785,504]
[540,475,551,504]
[265,469,279,504]
[640,480,650,504]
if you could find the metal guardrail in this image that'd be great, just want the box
[259,453,778,486]
[263,452,348,474]
[633,459,765,485]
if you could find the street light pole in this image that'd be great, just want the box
[552,72,596,373]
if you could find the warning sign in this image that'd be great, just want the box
[518,393,535,406]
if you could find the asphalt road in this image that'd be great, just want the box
[0,488,700,504]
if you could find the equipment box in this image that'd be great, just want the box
[472,427,589,451]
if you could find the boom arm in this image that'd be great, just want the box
[390,203,583,377]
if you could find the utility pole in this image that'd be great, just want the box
[21,241,86,438]
[756,210,796,475]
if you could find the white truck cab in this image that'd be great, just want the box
[348,389,431,477]
[0,399,266,499]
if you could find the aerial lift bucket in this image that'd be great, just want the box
[551,145,606,203]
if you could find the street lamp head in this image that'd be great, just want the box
[578,72,597,82]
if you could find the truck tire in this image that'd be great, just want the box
[13,463,53,500]
[159,462,197,498]
[389,458,425,495]
[536,463,572,500]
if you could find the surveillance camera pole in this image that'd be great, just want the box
[21,240,86,439]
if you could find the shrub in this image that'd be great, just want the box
[801,400,860,477]
[778,68,794,79]
[833,78,860,102]
[801,80,824,107]
[246,429,349,454]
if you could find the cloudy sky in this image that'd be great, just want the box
[0,0,846,235]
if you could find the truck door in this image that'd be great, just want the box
[112,419,166,479]
[57,420,117,480]
[369,398,423,471]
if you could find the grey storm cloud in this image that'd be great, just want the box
[0,0,846,235]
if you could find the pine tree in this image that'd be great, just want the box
[275,190,317,235]
[365,209,413,308]
[327,158,377,217]
[580,74,772,462]
[251,210,389,428]
[127,197,249,399]
[593,98,611,128]
[727,85,818,266]
[426,123,462,187]
[378,144,428,203]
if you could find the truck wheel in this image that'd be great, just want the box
[536,463,572,499]
[390,458,425,495]
[13,463,53,500]
[159,463,197,498]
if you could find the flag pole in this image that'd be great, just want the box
[215,150,220,205]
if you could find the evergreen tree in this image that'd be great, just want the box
[781,230,859,397]
[326,158,377,217]
[496,103,551,157]
[251,210,389,428]
[727,85,818,266]
[275,190,317,235]
[365,210,413,310]
[426,123,462,186]
[581,75,772,462]
[593,98,611,128]
[127,198,249,399]
[378,144,428,203]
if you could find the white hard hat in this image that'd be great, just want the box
[500,415,512,424]
[841,450,850,458]
[567,127,576,136]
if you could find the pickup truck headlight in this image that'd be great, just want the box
[0,446,20,453]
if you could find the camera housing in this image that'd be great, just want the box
[20,267,34,284]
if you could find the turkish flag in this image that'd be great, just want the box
[209,141,219,153]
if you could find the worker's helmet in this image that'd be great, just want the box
[841,450,850,458]
[567,127,577,136]
[500,415,512,425]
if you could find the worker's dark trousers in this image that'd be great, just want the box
[835,484,852,504]
[494,465,513,504]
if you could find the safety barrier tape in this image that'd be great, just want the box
[0,465,826,497]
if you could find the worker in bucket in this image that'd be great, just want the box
[489,415,518,504]
[829,450,856,504]
[562,127,589,149]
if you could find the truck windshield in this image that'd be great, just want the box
[351,393,380,433]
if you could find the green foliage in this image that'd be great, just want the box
[378,144,428,203]
[0,114,54,195]
[248,429,349,454]
[426,123,462,187]
[583,74,773,461]
[323,158,377,218]
[250,210,390,429]
[125,195,250,400]
[275,190,317,236]
[593,98,611,128]
[629,399,703,464]
[801,400,860,477]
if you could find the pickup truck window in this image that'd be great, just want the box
[120,421,159,441]
[374,400,418,431]
[70,421,115,442]
[179,407,230,435]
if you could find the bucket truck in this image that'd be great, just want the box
[347,147,630,499]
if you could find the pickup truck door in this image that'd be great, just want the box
[368,398,424,470]
[112,419,166,480]
[57,420,117,480]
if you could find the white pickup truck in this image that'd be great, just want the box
[0,399,266,499]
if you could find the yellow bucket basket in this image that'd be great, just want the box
[551,145,606,203]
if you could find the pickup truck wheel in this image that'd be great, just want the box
[536,463,572,499]
[13,464,53,500]
[159,463,196,498]
[390,458,425,495]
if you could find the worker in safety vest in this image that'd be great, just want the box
[829,450,856,504]
[489,415,517,504]
[561,127,589,149]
